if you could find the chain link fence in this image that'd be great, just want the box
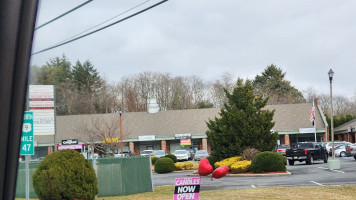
[96,156,153,197]
[16,161,41,198]
[15,156,153,198]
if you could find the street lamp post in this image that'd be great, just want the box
[329,69,335,160]
[327,69,340,169]
[119,108,123,155]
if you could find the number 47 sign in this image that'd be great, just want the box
[20,111,34,155]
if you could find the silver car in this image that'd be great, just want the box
[152,150,166,158]
[193,150,209,161]
[173,150,189,161]
[348,144,356,159]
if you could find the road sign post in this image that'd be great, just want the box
[21,111,34,200]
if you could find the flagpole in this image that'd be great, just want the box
[313,98,317,142]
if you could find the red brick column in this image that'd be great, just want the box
[134,142,140,156]
[284,134,290,147]
[166,140,170,154]
[48,146,53,154]
[322,132,327,142]
[280,135,285,144]
[161,140,166,151]
[202,138,208,151]
[345,134,350,142]
[129,142,134,153]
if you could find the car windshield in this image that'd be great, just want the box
[175,150,186,154]
[278,145,289,149]
[294,143,314,148]
[196,150,207,155]
[153,150,165,155]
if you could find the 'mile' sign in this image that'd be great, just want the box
[174,177,201,200]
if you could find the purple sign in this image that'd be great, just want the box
[174,177,201,200]
[57,144,83,150]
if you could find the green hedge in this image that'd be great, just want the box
[32,149,98,200]
[164,154,177,163]
[154,158,175,173]
[250,151,286,173]
[207,155,220,170]
[151,156,159,165]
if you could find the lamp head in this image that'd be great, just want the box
[328,69,334,82]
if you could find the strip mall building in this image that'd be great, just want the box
[33,103,331,159]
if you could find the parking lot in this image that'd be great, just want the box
[153,157,356,190]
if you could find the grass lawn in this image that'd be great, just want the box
[99,185,356,200]
[16,185,356,199]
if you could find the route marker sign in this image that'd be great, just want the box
[20,111,34,155]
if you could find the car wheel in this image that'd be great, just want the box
[288,160,294,166]
[306,155,314,165]
[354,156,356,160]
[324,153,328,163]
[340,151,346,157]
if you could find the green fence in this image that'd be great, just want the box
[15,156,153,198]
[96,156,153,197]
[16,161,40,198]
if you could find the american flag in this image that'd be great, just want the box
[310,102,315,126]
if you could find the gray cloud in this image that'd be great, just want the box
[31,0,356,98]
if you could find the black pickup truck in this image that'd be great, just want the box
[285,142,328,165]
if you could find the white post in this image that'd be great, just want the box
[25,155,30,200]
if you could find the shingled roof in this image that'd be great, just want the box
[334,118,356,134]
[35,103,327,145]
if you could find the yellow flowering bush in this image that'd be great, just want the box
[174,161,194,170]
[175,163,185,170]
[214,156,243,170]
[231,160,251,173]
[184,161,193,170]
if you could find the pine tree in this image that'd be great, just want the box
[253,64,305,104]
[206,79,278,159]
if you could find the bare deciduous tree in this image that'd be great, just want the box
[76,115,121,157]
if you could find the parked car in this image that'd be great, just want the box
[276,144,290,156]
[140,150,154,156]
[187,150,194,160]
[326,142,350,154]
[193,150,209,161]
[285,142,328,165]
[333,145,351,157]
[173,150,189,161]
[348,144,356,159]
[152,150,166,158]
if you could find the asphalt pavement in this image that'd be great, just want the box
[152,157,356,190]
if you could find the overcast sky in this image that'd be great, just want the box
[31,0,356,99]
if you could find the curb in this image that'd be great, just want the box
[188,171,292,177]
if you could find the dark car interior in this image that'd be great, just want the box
[0,1,39,199]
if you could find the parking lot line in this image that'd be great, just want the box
[331,169,345,174]
[318,167,345,174]
[318,167,329,170]
[251,185,256,188]
[310,181,323,186]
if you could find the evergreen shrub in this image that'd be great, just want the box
[207,155,220,170]
[231,160,251,173]
[151,156,159,165]
[250,151,286,173]
[154,157,175,173]
[164,154,177,163]
[32,149,98,200]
